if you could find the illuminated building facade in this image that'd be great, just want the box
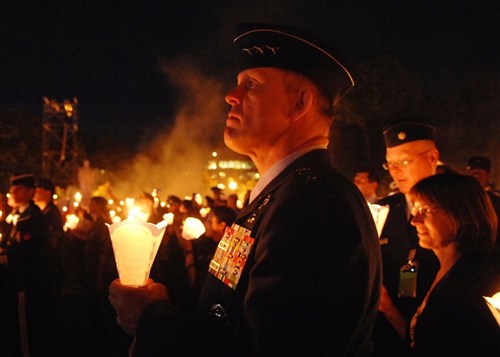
[206,148,259,203]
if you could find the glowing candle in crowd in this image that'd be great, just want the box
[484,292,500,327]
[64,214,80,230]
[182,217,206,240]
[108,218,166,287]
[163,212,174,225]
[199,207,209,218]
[74,192,82,203]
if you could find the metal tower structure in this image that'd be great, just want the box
[42,97,79,187]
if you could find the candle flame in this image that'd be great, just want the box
[74,192,82,203]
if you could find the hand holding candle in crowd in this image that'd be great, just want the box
[108,278,168,336]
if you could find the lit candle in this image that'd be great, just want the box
[64,214,80,230]
[182,217,206,240]
[484,292,500,327]
[199,207,209,218]
[108,219,166,287]
[163,212,174,225]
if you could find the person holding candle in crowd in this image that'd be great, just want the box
[34,177,65,299]
[373,120,441,356]
[109,23,382,356]
[135,191,164,224]
[384,173,500,356]
[84,196,126,354]
[0,173,51,355]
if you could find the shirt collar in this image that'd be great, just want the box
[249,145,326,203]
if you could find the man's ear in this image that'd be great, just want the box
[218,221,228,232]
[429,148,440,165]
[289,89,313,121]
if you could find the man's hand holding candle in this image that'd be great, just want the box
[109,278,168,336]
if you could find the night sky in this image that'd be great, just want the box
[2,1,500,146]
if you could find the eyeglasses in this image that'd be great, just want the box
[382,149,433,171]
[411,205,437,217]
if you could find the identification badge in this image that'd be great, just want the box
[208,223,255,290]
[398,248,418,298]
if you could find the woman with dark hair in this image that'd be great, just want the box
[407,173,500,356]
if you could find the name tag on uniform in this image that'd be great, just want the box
[208,223,255,290]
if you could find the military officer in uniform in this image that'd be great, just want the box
[373,121,441,356]
[109,23,382,356]
[0,173,51,355]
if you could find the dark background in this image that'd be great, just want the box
[1,0,499,194]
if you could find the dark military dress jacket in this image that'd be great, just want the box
[136,150,382,356]
[1,201,50,293]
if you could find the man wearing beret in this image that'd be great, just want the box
[109,23,381,356]
[0,173,51,355]
[372,121,440,356]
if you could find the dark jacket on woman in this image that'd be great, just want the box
[411,253,500,357]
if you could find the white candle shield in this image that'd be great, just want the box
[109,219,166,286]
[182,217,206,240]
[483,292,500,327]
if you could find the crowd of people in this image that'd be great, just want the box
[0,174,242,356]
[1,22,499,357]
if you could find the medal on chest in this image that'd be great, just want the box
[208,223,255,290]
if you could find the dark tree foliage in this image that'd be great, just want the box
[330,57,499,192]
[0,109,43,191]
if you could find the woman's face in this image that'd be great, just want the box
[410,197,456,251]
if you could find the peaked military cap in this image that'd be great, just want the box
[383,121,436,148]
[233,23,355,105]
[10,172,36,188]
[467,156,491,172]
